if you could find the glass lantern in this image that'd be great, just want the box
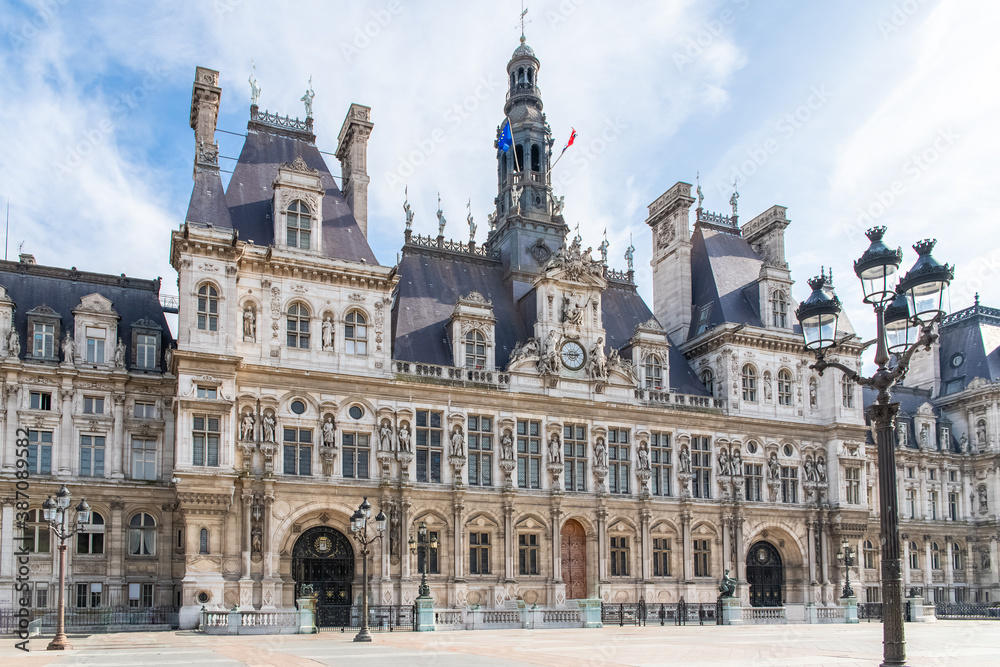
[795,273,842,351]
[854,226,902,305]
[897,239,954,325]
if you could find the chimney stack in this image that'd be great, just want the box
[189,67,222,178]
[336,104,374,238]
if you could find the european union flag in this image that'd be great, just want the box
[497,119,513,152]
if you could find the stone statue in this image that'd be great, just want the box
[164,346,172,369]
[960,433,969,453]
[467,200,476,242]
[436,192,447,236]
[262,412,276,443]
[322,416,336,448]
[251,525,263,554]
[982,549,991,571]
[552,194,565,216]
[730,448,742,476]
[598,231,609,265]
[979,485,989,514]
[563,294,588,326]
[322,316,334,350]
[804,455,816,482]
[509,337,539,364]
[451,427,465,457]
[539,330,559,374]
[487,211,496,231]
[501,432,514,461]
[300,77,314,118]
[240,410,255,441]
[548,433,561,464]
[243,307,256,341]
[718,448,730,476]
[730,182,739,217]
[62,332,74,363]
[588,337,607,380]
[763,371,772,401]
[679,444,691,473]
[624,243,635,273]
[768,452,780,480]
[7,327,19,357]
[249,63,260,106]
[114,338,126,368]
[718,570,737,598]
[389,505,401,557]
[403,186,414,231]
[920,424,930,448]
[638,440,650,470]
[595,437,608,468]
[809,379,818,407]
[511,182,524,215]
[896,424,906,447]
[398,423,411,452]
[976,420,987,449]
[816,456,827,483]
[379,420,394,452]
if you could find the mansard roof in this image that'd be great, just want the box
[188,122,378,265]
[688,222,766,336]
[937,298,1000,395]
[0,260,173,370]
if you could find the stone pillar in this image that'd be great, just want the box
[721,517,732,578]
[681,510,692,582]
[261,490,277,609]
[923,537,933,597]
[944,538,954,602]
[639,506,651,581]
[990,537,999,587]
[58,387,73,476]
[734,514,746,585]
[108,500,125,599]
[1,384,18,472]
[400,497,411,583]
[0,503,13,607]
[241,491,252,578]
[503,503,515,582]
[918,470,927,520]
[819,521,830,584]
[596,507,608,585]
[160,502,175,606]
[111,391,125,479]
[902,536,910,585]
[807,520,817,584]
[856,537,866,597]
[452,495,465,583]
[551,506,563,582]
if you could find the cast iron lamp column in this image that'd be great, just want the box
[796,227,953,667]
[836,538,857,599]
[349,497,387,643]
[408,521,438,598]
[42,485,91,651]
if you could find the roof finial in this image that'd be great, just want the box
[975,292,980,308]
[467,199,476,242]
[300,76,315,119]
[696,171,704,209]
[598,228,609,265]
[625,234,635,273]
[436,192,446,237]
[573,223,582,245]
[249,59,260,107]
[518,0,530,40]
[729,178,739,219]
[403,186,413,232]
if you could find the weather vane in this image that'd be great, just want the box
[517,0,530,37]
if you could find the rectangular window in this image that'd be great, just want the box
[907,466,914,479]
[75,583,102,608]
[196,386,218,399]
[136,333,157,369]
[33,322,55,358]
[696,304,713,335]
[83,396,104,414]
[341,432,370,479]
[928,491,938,520]
[22,510,50,553]
[518,534,539,575]
[417,531,439,574]
[781,466,798,504]
[694,539,711,577]
[650,432,672,497]
[415,410,443,483]
[86,327,106,363]
[744,463,763,502]
[563,423,587,492]
[134,401,155,419]
[29,391,52,410]
[842,378,855,408]
[282,427,312,476]
[79,435,105,477]
[948,492,958,521]
[610,536,629,576]
[948,469,956,482]
[845,467,861,504]
[517,419,542,490]
[35,586,47,609]
[469,532,490,575]
[26,430,53,475]
[691,436,712,499]
[192,415,220,467]
[928,468,936,481]
[906,489,916,518]
[76,516,105,555]
[131,437,157,480]
[467,415,493,487]
[941,427,951,449]
[653,538,672,577]
[608,428,630,495]
[128,583,154,608]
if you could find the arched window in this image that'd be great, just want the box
[931,542,941,570]
[286,302,310,348]
[527,68,534,85]
[197,284,218,331]
[517,67,525,84]
[128,513,156,556]
[510,72,515,89]
[741,364,757,402]
[953,543,964,570]
[286,200,312,249]
[770,290,788,328]
[345,311,368,355]
[909,541,919,570]
[777,369,793,406]
[531,144,540,171]
[515,145,524,172]
[465,330,486,369]
[864,539,878,569]
[501,153,508,178]
[199,528,209,555]
[700,368,714,396]
[645,355,663,390]
[77,511,105,554]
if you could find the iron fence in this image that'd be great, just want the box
[935,603,1000,620]
[315,604,416,632]
[0,607,179,633]
[858,602,883,622]
[601,600,721,627]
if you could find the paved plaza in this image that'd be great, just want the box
[1,623,998,666]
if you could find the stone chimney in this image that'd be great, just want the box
[189,67,221,178]
[336,104,374,238]
[647,182,695,341]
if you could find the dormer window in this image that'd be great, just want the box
[86,327,106,363]
[465,331,487,369]
[26,305,61,360]
[644,355,663,390]
[34,322,55,358]
[286,200,312,249]
[770,290,788,328]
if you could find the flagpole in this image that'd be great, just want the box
[506,115,521,173]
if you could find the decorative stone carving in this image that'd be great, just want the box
[6,328,18,357]
[62,333,74,364]
[321,415,336,448]
[261,410,277,443]
[243,306,256,341]
[450,426,465,457]
[544,234,603,281]
[322,316,334,350]
[379,420,394,452]
[397,421,412,453]
[114,338,126,368]
[240,409,255,442]
[548,432,561,464]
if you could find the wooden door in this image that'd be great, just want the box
[561,519,587,599]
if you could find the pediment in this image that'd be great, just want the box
[75,293,117,316]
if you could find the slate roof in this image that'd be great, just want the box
[862,385,961,452]
[0,260,174,372]
[688,223,765,338]
[187,120,378,265]
[937,301,1000,395]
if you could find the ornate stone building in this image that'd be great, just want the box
[1,38,997,629]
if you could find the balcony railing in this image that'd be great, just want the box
[394,361,510,388]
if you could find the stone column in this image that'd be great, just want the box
[111,392,125,479]
[503,503,515,582]
[856,537,866,596]
[452,496,465,582]
[0,503,13,607]
[261,489,277,609]
[734,514,746,585]
[241,491,252,577]
[819,521,830,584]
[918,469,927,520]
[596,507,608,585]
[990,537,999,587]
[721,517,732,577]
[108,500,125,600]
[400,497,411,583]
[551,506,562,582]
[944,538,954,602]
[923,537,933,597]
[902,536,910,585]
[806,520,817,585]
[58,387,73,476]
[681,510,692,582]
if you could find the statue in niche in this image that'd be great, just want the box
[501,431,514,461]
[678,444,691,473]
[240,410,255,442]
[977,420,987,450]
[451,427,465,457]
[595,437,608,468]
[538,330,559,374]
[322,316,334,350]
[809,379,818,407]
[62,333,74,363]
[982,549,991,571]
[321,415,336,448]
[251,525,263,554]
[398,422,411,452]
[562,294,588,326]
[6,328,19,357]
[816,456,827,483]
[379,420,394,451]
[979,485,989,514]
[243,307,256,341]
[730,448,742,477]
[763,371,772,402]
[896,424,906,447]
[389,505,401,557]
[548,433,561,464]
[767,452,780,480]
[262,411,276,443]
[718,448,729,476]
[960,433,969,453]
[919,424,930,448]
[114,338,126,368]
[804,455,816,482]
[638,440,650,471]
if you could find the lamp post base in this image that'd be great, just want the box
[353,627,373,642]
[47,633,71,650]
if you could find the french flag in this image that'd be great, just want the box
[560,128,577,156]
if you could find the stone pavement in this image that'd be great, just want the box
[1,622,998,666]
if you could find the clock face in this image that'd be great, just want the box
[560,341,586,370]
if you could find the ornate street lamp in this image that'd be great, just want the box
[409,521,438,599]
[349,497,386,642]
[796,226,953,667]
[836,538,857,599]
[42,486,91,651]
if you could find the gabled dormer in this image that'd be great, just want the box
[72,293,120,366]
[448,292,496,371]
[272,156,324,253]
[25,305,62,362]
[742,205,794,332]
[627,318,671,391]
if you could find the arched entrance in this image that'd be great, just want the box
[746,541,783,607]
[292,526,354,617]
[561,519,587,600]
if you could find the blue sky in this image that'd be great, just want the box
[1,0,997,355]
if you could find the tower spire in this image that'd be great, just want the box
[518,0,530,39]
